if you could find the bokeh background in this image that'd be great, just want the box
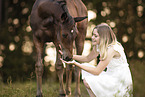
[0,0,145,96]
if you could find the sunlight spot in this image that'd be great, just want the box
[13,18,19,25]
[102,2,107,7]
[9,43,15,51]
[0,44,5,50]
[14,36,20,42]
[45,47,55,56]
[137,12,143,17]
[141,33,145,40]
[104,7,111,15]
[110,22,116,28]
[8,18,13,24]
[113,28,118,34]
[137,5,143,11]
[22,41,33,54]
[82,40,91,56]
[44,56,50,62]
[88,10,97,21]
[101,11,106,17]
[137,6,143,17]
[83,40,96,66]
[122,35,128,43]
[0,56,4,63]
[50,66,55,72]
[45,43,56,66]
[119,10,124,17]
[26,26,32,32]
[87,24,96,38]
[128,51,134,57]
[138,50,144,58]
[22,8,29,15]
[127,27,133,34]
[0,56,3,68]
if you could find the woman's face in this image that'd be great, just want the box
[92,29,100,46]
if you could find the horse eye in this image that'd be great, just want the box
[71,30,74,33]
[62,34,68,38]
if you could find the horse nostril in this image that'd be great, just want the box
[65,56,72,61]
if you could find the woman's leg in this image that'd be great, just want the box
[83,79,96,97]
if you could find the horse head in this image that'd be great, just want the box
[55,0,87,61]
[58,15,87,61]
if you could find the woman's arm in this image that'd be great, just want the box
[61,47,115,75]
[73,46,99,63]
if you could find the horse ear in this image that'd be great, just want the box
[74,16,88,22]
[61,12,68,22]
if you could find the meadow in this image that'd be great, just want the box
[0,59,145,97]
[0,80,90,97]
[0,78,89,97]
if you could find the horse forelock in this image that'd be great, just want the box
[63,17,74,28]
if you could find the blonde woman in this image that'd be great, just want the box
[60,23,133,97]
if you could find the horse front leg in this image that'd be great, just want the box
[66,65,73,96]
[55,45,66,97]
[33,36,44,97]
[35,58,43,97]
[74,66,81,97]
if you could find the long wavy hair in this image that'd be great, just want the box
[93,23,117,60]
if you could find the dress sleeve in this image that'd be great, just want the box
[112,43,124,55]
[112,42,128,63]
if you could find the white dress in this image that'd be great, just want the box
[81,43,133,97]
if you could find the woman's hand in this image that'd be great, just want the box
[60,58,76,65]
[59,44,76,66]
[59,44,63,56]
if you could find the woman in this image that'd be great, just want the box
[60,23,133,97]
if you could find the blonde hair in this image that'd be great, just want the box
[93,23,117,60]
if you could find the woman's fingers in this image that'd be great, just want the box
[60,58,66,68]
[60,58,67,63]
[58,44,63,56]
[60,58,74,65]
[59,50,63,55]
[60,58,64,62]
[59,44,62,50]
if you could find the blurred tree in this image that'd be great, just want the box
[83,0,145,60]
[0,0,144,83]
[0,0,36,82]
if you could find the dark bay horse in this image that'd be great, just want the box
[30,0,88,96]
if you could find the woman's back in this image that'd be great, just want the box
[107,42,129,71]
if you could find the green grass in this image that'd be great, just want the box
[0,80,89,97]
[129,60,145,97]
[0,60,145,97]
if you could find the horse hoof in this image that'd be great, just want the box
[59,94,66,97]
[66,90,71,95]
[36,94,43,97]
